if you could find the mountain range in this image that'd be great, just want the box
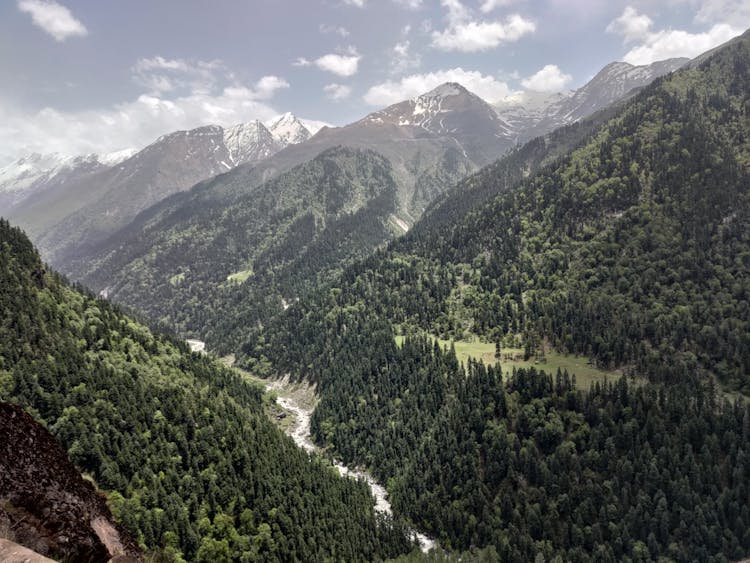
[42,55,685,353]
[1,56,685,274]
[2,24,750,563]
[1,114,316,263]
[237,29,750,560]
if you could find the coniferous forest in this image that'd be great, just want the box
[0,219,414,561]
[237,31,750,561]
[3,9,750,563]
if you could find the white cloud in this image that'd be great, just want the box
[132,56,224,95]
[392,0,423,8]
[480,0,520,13]
[253,76,290,99]
[607,6,742,65]
[521,64,572,92]
[292,57,312,67]
[342,0,365,6]
[391,40,421,74]
[314,48,361,77]
[17,0,87,41]
[363,68,514,106]
[320,23,350,37]
[432,14,535,52]
[620,23,740,65]
[694,0,750,29]
[0,59,290,162]
[133,56,191,73]
[324,83,352,100]
[606,6,653,42]
[442,0,470,25]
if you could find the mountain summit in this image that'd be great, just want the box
[494,57,689,142]
[266,112,313,146]
[364,81,513,155]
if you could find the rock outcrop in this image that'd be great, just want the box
[0,403,142,562]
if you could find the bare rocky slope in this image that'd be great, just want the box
[0,402,143,563]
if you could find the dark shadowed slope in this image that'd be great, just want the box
[0,402,143,562]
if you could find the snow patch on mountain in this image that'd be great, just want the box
[265,113,312,146]
[98,148,138,167]
[299,118,331,135]
[224,121,280,165]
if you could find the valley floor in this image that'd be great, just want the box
[223,357,437,554]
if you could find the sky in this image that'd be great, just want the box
[0,0,748,164]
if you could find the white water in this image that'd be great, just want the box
[267,382,436,553]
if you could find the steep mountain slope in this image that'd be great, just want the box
[0,218,413,561]
[6,117,311,268]
[494,57,688,144]
[237,29,750,560]
[0,402,143,562]
[397,40,750,391]
[72,148,399,347]
[0,150,135,216]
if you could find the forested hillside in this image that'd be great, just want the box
[399,32,750,392]
[237,30,750,560]
[254,30,750,391]
[0,219,413,562]
[73,147,401,352]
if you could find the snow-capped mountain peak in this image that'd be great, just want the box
[420,82,467,100]
[492,57,688,144]
[0,152,95,194]
[224,120,280,165]
[265,113,312,146]
[98,148,138,167]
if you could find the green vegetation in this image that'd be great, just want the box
[226,268,253,284]
[247,301,750,560]
[168,272,185,286]
[239,32,750,560]
[72,147,401,356]
[0,218,414,562]
[395,334,618,390]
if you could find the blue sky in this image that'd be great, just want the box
[0,0,748,163]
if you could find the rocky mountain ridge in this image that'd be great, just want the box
[3,116,310,264]
[493,57,689,143]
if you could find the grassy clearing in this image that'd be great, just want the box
[394,334,621,390]
[227,268,253,284]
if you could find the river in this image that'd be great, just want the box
[267,382,437,553]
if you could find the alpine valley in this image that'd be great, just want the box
[17,56,687,354]
[2,5,750,563]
